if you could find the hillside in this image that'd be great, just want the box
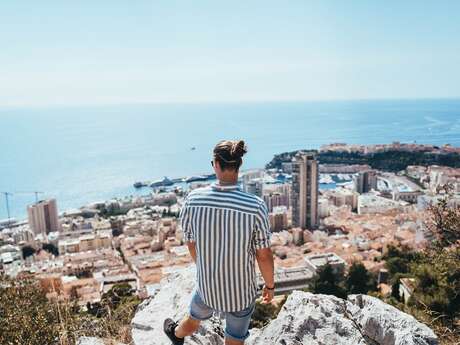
[266,149,460,172]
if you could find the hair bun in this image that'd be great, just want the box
[231,140,247,158]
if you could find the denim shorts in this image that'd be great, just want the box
[188,290,255,342]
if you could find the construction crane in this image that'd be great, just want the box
[15,191,44,203]
[0,191,45,225]
[0,192,13,223]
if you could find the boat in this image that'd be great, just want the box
[171,177,185,183]
[150,177,174,188]
[133,181,146,188]
[185,175,208,183]
[190,147,196,151]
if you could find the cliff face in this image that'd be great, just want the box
[130,267,438,345]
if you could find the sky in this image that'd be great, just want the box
[0,0,459,107]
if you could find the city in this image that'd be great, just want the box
[1,142,459,315]
[2,1,460,344]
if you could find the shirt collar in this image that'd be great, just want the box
[211,182,240,191]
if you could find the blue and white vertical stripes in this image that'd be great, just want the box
[179,182,271,312]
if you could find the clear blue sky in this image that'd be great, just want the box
[1,0,459,106]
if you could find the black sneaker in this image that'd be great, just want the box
[163,318,184,345]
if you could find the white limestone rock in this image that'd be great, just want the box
[131,267,224,345]
[248,292,438,345]
[247,291,366,345]
[131,267,438,345]
[347,294,438,345]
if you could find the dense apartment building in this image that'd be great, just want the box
[263,192,289,212]
[355,170,378,194]
[268,206,289,232]
[291,153,319,229]
[246,179,264,197]
[27,199,61,235]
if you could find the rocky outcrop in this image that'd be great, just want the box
[131,267,224,345]
[248,291,366,345]
[347,295,438,345]
[130,267,438,345]
[248,292,438,345]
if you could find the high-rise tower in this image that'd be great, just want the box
[291,153,319,229]
[27,198,60,235]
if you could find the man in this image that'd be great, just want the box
[164,140,275,345]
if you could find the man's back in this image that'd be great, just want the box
[164,140,274,345]
[180,183,271,312]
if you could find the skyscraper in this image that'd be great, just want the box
[27,198,61,235]
[291,153,319,229]
[355,170,378,194]
[246,179,264,197]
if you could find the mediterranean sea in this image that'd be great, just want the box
[1,99,460,219]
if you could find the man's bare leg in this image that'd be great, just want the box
[225,337,244,345]
[175,317,245,344]
[175,314,201,338]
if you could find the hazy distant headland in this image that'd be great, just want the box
[267,142,460,172]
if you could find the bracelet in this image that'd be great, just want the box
[264,284,275,290]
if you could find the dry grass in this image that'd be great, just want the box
[0,275,140,345]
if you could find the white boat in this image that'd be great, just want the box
[185,175,208,183]
[150,177,174,187]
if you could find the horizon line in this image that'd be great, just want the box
[1,96,460,111]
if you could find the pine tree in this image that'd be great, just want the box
[310,263,347,299]
[346,262,375,294]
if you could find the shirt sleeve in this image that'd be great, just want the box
[179,198,195,242]
[253,201,271,249]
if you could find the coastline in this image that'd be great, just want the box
[4,140,460,222]
[2,98,460,219]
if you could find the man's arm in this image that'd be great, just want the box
[256,247,275,303]
[186,242,197,263]
[180,196,196,263]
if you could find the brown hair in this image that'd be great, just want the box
[213,140,247,171]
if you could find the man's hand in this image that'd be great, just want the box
[186,242,197,263]
[256,247,275,304]
[262,285,274,304]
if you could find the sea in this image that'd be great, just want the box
[1,98,460,220]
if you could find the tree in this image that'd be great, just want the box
[21,245,36,259]
[375,191,460,343]
[383,245,420,276]
[345,262,376,294]
[426,184,460,248]
[43,243,59,256]
[310,264,347,299]
[385,257,410,276]
[411,249,460,322]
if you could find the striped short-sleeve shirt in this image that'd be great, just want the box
[179,182,271,312]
